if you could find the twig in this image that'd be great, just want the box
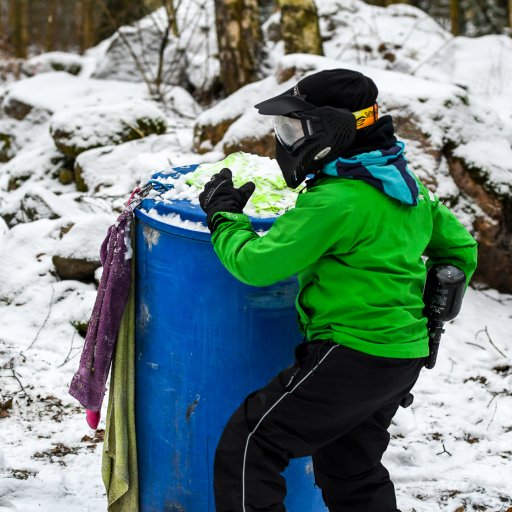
[480,290,512,305]
[436,443,452,456]
[0,357,25,394]
[26,286,55,351]
[487,401,498,430]
[121,120,146,138]
[464,341,486,351]
[475,326,507,359]
[57,331,79,368]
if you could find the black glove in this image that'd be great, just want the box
[199,168,255,232]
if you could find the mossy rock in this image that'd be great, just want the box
[193,116,240,154]
[0,132,14,162]
[50,100,168,159]
[223,132,275,159]
[73,161,88,192]
[50,62,81,76]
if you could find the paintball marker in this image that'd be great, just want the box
[423,265,466,369]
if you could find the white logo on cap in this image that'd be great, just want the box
[293,85,300,96]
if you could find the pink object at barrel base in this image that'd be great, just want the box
[86,409,101,429]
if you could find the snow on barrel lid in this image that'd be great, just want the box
[136,152,299,236]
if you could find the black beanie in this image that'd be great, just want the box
[295,69,378,112]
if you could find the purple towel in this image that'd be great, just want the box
[69,209,133,411]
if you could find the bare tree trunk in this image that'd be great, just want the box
[278,0,323,56]
[0,0,8,56]
[9,0,29,58]
[46,0,58,51]
[509,0,512,28]
[449,0,461,35]
[81,0,98,52]
[215,0,263,95]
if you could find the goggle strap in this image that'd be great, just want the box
[353,103,379,130]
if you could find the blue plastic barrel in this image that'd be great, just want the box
[134,166,327,511]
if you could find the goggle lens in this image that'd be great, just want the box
[273,115,305,149]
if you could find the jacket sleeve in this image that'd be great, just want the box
[425,198,478,285]
[210,186,355,287]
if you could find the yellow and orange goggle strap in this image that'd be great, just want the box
[353,103,379,130]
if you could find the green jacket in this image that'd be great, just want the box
[211,176,478,358]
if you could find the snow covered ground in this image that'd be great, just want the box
[1,0,511,510]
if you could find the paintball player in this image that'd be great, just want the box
[199,69,478,512]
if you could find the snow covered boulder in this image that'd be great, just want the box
[23,52,84,77]
[52,214,113,282]
[193,75,284,155]
[1,72,149,122]
[2,190,61,227]
[1,95,39,121]
[90,4,219,95]
[74,133,189,196]
[50,100,168,159]
[447,139,512,293]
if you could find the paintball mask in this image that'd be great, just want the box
[254,69,379,188]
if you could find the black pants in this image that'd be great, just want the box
[214,341,424,512]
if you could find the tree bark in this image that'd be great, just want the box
[9,0,29,58]
[278,0,323,56]
[449,0,461,35]
[46,0,58,51]
[80,0,98,52]
[509,0,512,28]
[215,0,263,95]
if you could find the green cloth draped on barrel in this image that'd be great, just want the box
[102,248,138,512]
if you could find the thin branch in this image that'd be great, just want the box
[26,286,55,351]
[486,401,498,430]
[480,290,512,305]
[0,358,25,394]
[57,331,79,368]
[464,341,486,351]
[96,0,156,95]
[155,15,172,98]
[475,326,507,359]
[436,443,452,456]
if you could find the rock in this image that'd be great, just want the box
[90,6,219,95]
[1,191,61,227]
[194,117,238,154]
[52,256,101,282]
[58,168,74,185]
[50,100,168,159]
[52,214,114,282]
[21,191,62,224]
[445,140,512,293]
[193,74,282,154]
[1,72,149,121]
[2,96,38,121]
[1,141,65,192]
[74,133,184,196]
[23,52,84,77]
[0,131,14,162]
